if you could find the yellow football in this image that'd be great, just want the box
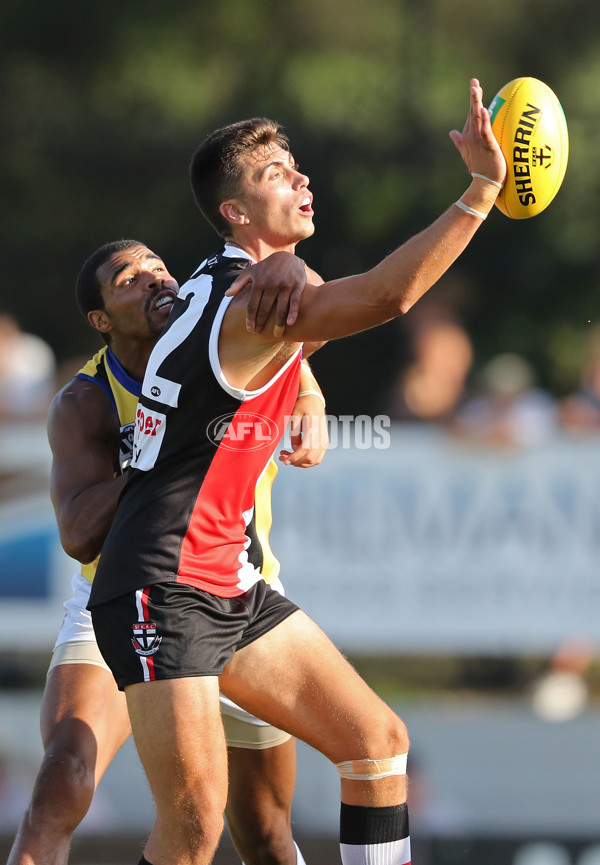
[488,77,569,219]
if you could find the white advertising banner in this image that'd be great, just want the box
[2,421,600,653]
[270,424,600,654]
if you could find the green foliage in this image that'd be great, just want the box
[1,0,600,403]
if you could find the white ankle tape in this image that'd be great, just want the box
[336,754,408,780]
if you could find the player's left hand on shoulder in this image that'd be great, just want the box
[226,252,307,337]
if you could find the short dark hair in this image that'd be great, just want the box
[75,239,143,344]
[189,118,290,237]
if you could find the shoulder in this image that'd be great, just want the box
[305,264,324,286]
[188,248,249,280]
[209,254,251,293]
[178,252,250,312]
[48,374,117,444]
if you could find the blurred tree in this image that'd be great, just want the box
[1,0,599,408]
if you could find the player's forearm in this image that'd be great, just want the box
[368,175,500,317]
[55,474,127,563]
[285,177,499,343]
[299,358,324,397]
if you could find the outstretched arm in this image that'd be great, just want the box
[224,79,505,355]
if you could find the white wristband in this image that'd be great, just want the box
[471,172,504,189]
[297,389,326,407]
[454,200,487,220]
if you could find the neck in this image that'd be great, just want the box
[226,236,297,263]
[108,338,156,382]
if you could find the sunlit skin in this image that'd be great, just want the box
[220,144,315,262]
[89,245,179,381]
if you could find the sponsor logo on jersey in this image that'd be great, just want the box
[207,412,280,452]
[132,405,167,470]
[131,622,162,656]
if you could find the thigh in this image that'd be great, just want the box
[41,662,131,781]
[92,582,263,690]
[53,572,97,648]
[220,610,401,763]
[49,638,110,673]
[126,675,229,816]
[220,696,291,749]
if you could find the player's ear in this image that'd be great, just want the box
[220,199,250,226]
[88,309,113,336]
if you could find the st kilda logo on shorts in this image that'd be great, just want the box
[131,622,162,656]
[206,411,279,452]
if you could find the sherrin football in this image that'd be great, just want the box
[488,77,569,219]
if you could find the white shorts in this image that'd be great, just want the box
[50,573,291,750]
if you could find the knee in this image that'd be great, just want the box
[343,709,410,763]
[183,804,225,859]
[30,743,96,828]
[381,713,410,758]
[169,790,225,855]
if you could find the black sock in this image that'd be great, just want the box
[340,803,411,864]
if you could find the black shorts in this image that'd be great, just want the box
[90,580,299,691]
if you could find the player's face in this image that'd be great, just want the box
[96,245,179,340]
[233,144,315,249]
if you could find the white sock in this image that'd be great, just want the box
[294,840,308,864]
[340,837,411,864]
[240,839,308,865]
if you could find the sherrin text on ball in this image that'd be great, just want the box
[488,76,568,219]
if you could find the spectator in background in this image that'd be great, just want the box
[530,639,594,723]
[386,308,474,425]
[559,324,600,434]
[0,314,56,422]
[452,352,558,448]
